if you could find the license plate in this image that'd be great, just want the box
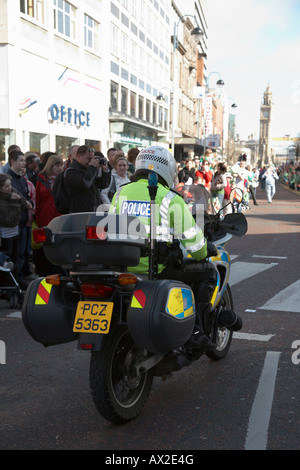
[73,301,113,334]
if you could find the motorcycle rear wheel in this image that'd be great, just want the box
[90,325,153,424]
[206,285,233,361]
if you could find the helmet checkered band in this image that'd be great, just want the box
[135,146,176,187]
[139,153,169,166]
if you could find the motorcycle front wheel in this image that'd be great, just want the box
[206,285,234,361]
[89,325,153,424]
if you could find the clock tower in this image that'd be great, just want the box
[259,84,272,165]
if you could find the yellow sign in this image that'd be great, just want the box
[73,301,114,334]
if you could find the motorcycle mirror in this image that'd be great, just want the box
[221,212,248,237]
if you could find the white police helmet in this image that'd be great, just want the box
[135,146,176,188]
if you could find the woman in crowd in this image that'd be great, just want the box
[101,155,131,203]
[211,162,227,211]
[34,154,64,275]
[0,173,27,266]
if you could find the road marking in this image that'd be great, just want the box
[229,261,275,286]
[252,255,287,260]
[245,351,281,450]
[233,333,274,342]
[6,311,22,319]
[259,279,300,313]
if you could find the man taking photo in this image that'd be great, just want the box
[64,145,110,213]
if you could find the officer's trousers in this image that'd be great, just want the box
[159,260,217,332]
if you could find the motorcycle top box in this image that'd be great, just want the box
[41,212,147,271]
[127,279,196,353]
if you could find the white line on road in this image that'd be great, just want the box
[229,261,275,286]
[259,279,300,313]
[6,311,22,319]
[244,351,281,450]
[233,333,275,342]
[252,255,287,260]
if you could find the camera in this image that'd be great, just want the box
[94,152,107,165]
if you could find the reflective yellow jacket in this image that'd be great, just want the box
[110,178,207,274]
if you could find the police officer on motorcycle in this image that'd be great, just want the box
[110,145,218,352]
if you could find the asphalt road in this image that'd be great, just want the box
[0,182,299,451]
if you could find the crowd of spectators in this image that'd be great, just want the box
[278,161,300,192]
[0,144,139,287]
[0,143,298,288]
[175,149,262,212]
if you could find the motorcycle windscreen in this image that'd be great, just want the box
[22,278,78,347]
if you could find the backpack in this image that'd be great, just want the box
[52,168,71,214]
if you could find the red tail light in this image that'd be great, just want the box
[86,225,107,240]
[80,283,113,299]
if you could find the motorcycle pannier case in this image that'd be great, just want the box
[127,280,196,353]
[43,212,147,271]
[22,277,78,347]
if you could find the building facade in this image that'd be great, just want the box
[0,0,207,162]
[173,0,208,159]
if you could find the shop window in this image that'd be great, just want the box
[85,139,101,152]
[56,135,79,159]
[0,130,16,163]
[29,132,49,154]
[54,0,77,41]
[20,0,45,24]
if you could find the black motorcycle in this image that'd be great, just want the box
[22,179,247,424]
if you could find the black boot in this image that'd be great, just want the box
[185,328,216,352]
[218,310,243,331]
[185,306,216,352]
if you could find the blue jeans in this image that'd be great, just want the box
[266,184,276,202]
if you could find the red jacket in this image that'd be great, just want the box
[35,174,61,227]
[195,169,213,190]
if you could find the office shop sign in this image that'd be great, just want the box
[49,104,91,129]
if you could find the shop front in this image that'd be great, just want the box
[109,118,169,154]
[174,137,204,162]
[0,53,107,162]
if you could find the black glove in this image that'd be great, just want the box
[164,241,183,268]
[206,241,218,258]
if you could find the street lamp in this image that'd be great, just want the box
[203,72,225,154]
[171,15,204,157]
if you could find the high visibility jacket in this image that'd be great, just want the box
[110,178,207,274]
